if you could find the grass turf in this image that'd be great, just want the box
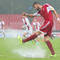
[0,37,60,60]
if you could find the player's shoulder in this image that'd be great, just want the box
[43,3,51,7]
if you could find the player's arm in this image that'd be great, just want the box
[22,12,40,18]
[50,6,60,23]
[22,12,35,17]
[53,10,60,23]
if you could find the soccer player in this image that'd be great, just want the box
[22,16,33,37]
[19,2,60,56]
[0,19,5,39]
[32,19,41,31]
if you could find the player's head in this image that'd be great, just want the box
[33,2,42,11]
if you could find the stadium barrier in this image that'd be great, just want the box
[0,14,60,31]
[0,14,60,38]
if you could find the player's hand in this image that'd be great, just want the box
[57,18,60,23]
[22,12,28,16]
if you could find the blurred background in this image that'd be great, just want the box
[0,0,60,14]
[0,0,60,33]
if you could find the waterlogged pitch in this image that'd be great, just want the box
[0,37,60,60]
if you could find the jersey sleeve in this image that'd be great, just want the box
[47,5,55,13]
[48,6,54,10]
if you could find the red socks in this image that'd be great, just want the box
[23,33,38,43]
[45,40,55,55]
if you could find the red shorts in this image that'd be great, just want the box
[40,21,53,36]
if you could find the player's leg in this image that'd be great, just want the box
[23,32,28,38]
[40,22,56,56]
[18,31,41,44]
[0,29,5,40]
[2,31,5,40]
[22,31,41,43]
[44,36,55,56]
[2,30,5,38]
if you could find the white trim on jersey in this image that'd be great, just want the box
[41,21,50,29]
[47,6,55,13]
[46,3,55,13]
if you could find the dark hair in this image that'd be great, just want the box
[33,2,40,6]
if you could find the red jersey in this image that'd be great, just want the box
[38,3,53,24]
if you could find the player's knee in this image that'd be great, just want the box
[44,36,49,41]
[36,31,41,35]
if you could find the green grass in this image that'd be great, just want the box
[0,37,60,60]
